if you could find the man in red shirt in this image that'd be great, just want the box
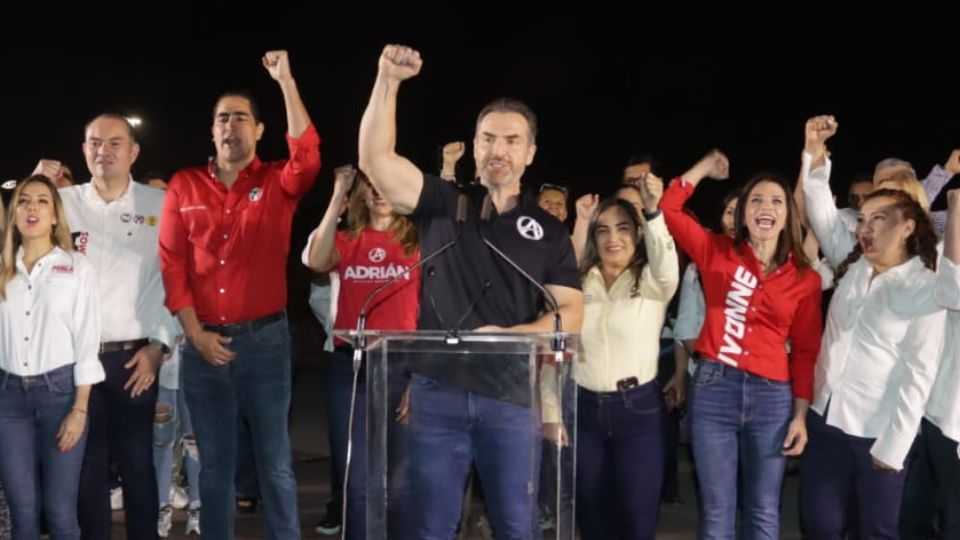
[158,50,321,539]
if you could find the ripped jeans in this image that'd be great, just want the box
[153,386,201,509]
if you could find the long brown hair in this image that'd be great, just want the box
[733,173,810,271]
[835,188,938,280]
[580,198,647,294]
[346,171,418,257]
[0,175,73,299]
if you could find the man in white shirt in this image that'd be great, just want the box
[34,112,176,540]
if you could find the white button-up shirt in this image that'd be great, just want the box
[0,246,104,385]
[812,256,946,470]
[60,180,176,347]
[801,152,859,268]
[927,256,960,445]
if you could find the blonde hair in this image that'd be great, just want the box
[346,171,418,257]
[0,175,73,299]
[875,170,929,211]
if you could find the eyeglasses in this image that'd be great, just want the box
[539,183,568,195]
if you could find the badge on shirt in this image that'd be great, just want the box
[120,213,148,226]
[516,216,544,241]
[249,187,263,202]
[52,264,74,274]
[368,247,386,263]
[147,215,158,227]
[71,231,90,254]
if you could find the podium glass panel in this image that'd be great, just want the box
[334,330,579,540]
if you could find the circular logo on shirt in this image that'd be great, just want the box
[368,247,387,263]
[516,216,544,241]
[249,187,263,202]
[120,213,132,223]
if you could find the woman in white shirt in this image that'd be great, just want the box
[799,188,945,539]
[574,175,679,539]
[0,175,103,540]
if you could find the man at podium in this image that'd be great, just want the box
[358,44,584,540]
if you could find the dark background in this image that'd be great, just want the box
[3,8,958,314]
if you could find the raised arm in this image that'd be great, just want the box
[263,51,322,197]
[659,150,730,267]
[358,44,427,214]
[638,173,679,300]
[263,50,311,138]
[572,193,599,266]
[304,165,357,272]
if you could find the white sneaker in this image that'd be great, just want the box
[110,487,123,511]
[170,486,190,510]
[157,505,173,538]
[185,506,201,535]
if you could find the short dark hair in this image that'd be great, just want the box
[138,171,168,185]
[848,174,872,191]
[214,90,261,122]
[475,98,537,144]
[625,152,660,175]
[626,152,655,168]
[84,113,137,143]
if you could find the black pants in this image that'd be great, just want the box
[78,349,159,540]
[799,410,909,539]
[901,418,960,539]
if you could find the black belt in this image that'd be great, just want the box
[100,338,150,354]
[203,312,285,337]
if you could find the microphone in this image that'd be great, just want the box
[352,192,469,367]
[341,191,468,539]
[479,236,566,360]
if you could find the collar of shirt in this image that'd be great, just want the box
[79,176,137,208]
[584,265,636,299]
[734,241,798,280]
[14,245,65,279]
[850,255,925,285]
[469,184,538,221]
[205,156,264,193]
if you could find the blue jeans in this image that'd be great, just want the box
[182,316,299,540]
[235,415,260,499]
[690,360,792,540]
[799,410,909,539]
[153,386,201,508]
[576,381,666,540]
[0,365,87,540]
[408,373,539,540]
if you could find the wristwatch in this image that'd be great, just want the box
[149,338,171,355]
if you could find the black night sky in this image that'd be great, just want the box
[3,9,958,306]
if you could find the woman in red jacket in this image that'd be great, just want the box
[659,150,822,540]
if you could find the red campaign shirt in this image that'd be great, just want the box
[661,178,822,400]
[333,228,421,345]
[159,124,321,324]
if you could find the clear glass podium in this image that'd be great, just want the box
[334,329,579,540]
